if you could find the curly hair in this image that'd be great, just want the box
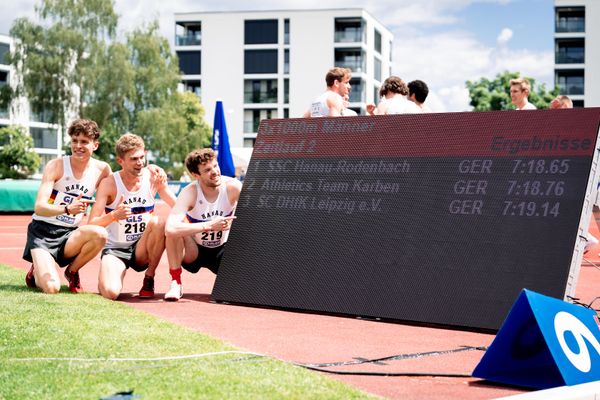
[115,133,145,158]
[67,119,100,141]
[185,148,216,175]
[379,76,409,97]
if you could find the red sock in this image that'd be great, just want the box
[170,268,182,284]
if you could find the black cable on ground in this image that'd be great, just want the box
[295,345,486,377]
[303,345,487,368]
[299,364,473,377]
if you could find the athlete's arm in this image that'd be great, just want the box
[88,176,128,227]
[165,185,235,238]
[33,158,65,217]
[327,93,344,117]
[150,168,176,208]
[227,179,243,206]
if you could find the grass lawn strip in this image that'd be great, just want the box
[0,264,378,400]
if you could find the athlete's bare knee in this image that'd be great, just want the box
[84,225,108,241]
[148,216,165,231]
[99,285,120,300]
[40,281,61,294]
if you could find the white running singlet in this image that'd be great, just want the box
[105,169,155,249]
[32,156,96,227]
[186,178,236,248]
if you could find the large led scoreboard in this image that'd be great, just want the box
[212,109,600,331]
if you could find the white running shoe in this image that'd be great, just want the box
[585,233,599,254]
[164,280,183,301]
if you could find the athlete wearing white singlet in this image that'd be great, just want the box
[104,169,155,251]
[185,178,236,249]
[89,133,175,300]
[384,96,422,114]
[303,67,352,118]
[164,148,242,301]
[32,156,96,228]
[310,92,335,117]
[23,119,111,294]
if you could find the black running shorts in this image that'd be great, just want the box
[182,244,225,274]
[23,220,77,267]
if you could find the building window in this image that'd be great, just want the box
[284,19,290,44]
[374,29,382,54]
[284,49,289,74]
[555,38,584,64]
[334,18,366,43]
[555,70,584,95]
[349,78,365,103]
[374,57,382,82]
[30,109,55,123]
[243,138,256,148]
[335,48,365,73]
[175,22,201,46]
[30,127,58,149]
[373,86,380,102]
[572,100,584,108]
[177,51,201,75]
[389,40,393,62]
[244,50,278,74]
[0,43,10,65]
[555,7,585,33]
[183,80,201,97]
[0,71,8,118]
[244,109,276,133]
[284,78,289,104]
[244,79,277,103]
[245,20,278,44]
[283,108,289,118]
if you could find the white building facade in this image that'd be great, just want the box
[174,9,393,148]
[554,0,600,107]
[0,34,62,175]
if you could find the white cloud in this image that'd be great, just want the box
[0,0,552,113]
[497,28,513,46]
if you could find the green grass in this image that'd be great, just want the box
[0,264,377,400]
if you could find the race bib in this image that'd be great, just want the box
[115,212,151,243]
[194,230,227,248]
[52,191,82,226]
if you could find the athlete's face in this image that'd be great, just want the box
[336,76,352,97]
[510,85,528,106]
[118,148,146,177]
[70,134,98,160]
[197,158,221,188]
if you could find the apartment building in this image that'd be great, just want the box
[174,9,393,147]
[554,0,600,107]
[0,34,62,175]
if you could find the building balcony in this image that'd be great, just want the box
[555,19,585,33]
[176,33,201,46]
[244,92,277,104]
[335,30,364,43]
[555,53,584,64]
[559,84,584,95]
[244,121,260,133]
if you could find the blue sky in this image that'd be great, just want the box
[459,0,553,51]
[0,0,556,112]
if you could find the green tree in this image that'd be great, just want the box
[136,91,212,176]
[0,126,41,178]
[8,0,118,130]
[466,71,560,111]
[6,0,212,172]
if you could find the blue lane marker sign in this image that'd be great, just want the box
[472,289,600,389]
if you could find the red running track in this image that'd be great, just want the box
[3,204,600,399]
